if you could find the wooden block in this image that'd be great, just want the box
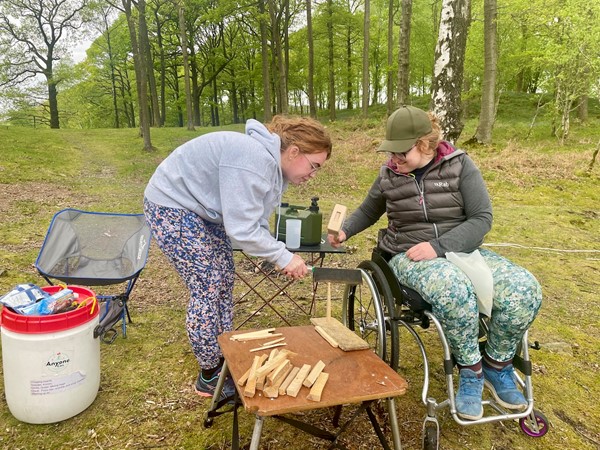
[230,328,276,340]
[303,360,326,388]
[314,325,339,348]
[256,372,268,391]
[250,342,287,352]
[263,384,279,398]
[307,372,329,402]
[254,350,293,379]
[279,366,300,395]
[238,353,268,387]
[286,364,312,398]
[261,337,285,347]
[243,355,262,397]
[264,364,293,398]
[232,332,283,342]
[267,360,292,385]
[327,204,347,236]
[310,317,370,351]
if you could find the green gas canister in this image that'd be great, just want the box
[275,197,323,246]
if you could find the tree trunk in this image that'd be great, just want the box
[306,0,316,118]
[102,11,120,128]
[578,95,588,122]
[430,0,471,143]
[47,77,60,129]
[153,7,166,126]
[178,5,194,131]
[138,0,160,128]
[386,0,394,114]
[123,0,153,150]
[189,45,201,126]
[259,0,272,121]
[327,0,336,121]
[397,0,412,107]
[361,0,370,117]
[471,0,497,144]
[346,29,353,109]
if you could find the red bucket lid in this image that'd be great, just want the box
[0,285,98,334]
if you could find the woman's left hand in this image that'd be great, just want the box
[406,242,437,261]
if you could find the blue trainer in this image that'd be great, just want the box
[455,369,484,420]
[483,364,527,410]
[195,370,236,403]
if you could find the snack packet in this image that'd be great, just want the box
[0,284,48,309]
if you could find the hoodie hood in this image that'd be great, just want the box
[246,119,282,162]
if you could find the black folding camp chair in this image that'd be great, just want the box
[35,209,151,343]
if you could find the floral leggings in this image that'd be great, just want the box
[389,248,542,366]
[143,198,234,370]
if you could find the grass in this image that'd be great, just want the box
[0,97,599,449]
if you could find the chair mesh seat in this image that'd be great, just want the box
[36,209,150,286]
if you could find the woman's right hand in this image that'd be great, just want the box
[327,230,346,248]
[282,254,309,279]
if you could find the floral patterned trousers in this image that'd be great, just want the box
[389,248,542,366]
[144,198,234,370]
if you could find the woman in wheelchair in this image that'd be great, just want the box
[328,105,542,421]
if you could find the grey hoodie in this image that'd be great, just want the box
[144,119,293,269]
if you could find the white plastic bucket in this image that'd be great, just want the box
[1,285,100,424]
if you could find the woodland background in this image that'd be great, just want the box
[1,0,600,151]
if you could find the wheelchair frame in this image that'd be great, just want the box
[341,248,548,449]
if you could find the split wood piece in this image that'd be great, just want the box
[303,360,326,388]
[279,366,300,396]
[327,204,347,236]
[267,360,292,386]
[237,353,268,387]
[254,350,295,379]
[310,317,370,351]
[261,337,286,347]
[256,370,268,391]
[256,349,279,390]
[243,355,263,397]
[230,328,276,340]
[314,325,338,348]
[231,330,283,342]
[263,364,293,398]
[307,372,329,402]
[286,364,312,398]
[250,342,287,352]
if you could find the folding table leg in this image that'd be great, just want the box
[387,398,403,450]
[208,360,230,413]
[249,415,264,450]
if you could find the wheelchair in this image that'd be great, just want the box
[341,244,549,450]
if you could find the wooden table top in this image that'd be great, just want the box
[218,326,408,416]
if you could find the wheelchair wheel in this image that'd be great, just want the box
[342,264,399,369]
[519,409,549,437]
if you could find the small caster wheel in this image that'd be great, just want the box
[519,409,549,437]
[204,417,213,428]
[422,423,439,450]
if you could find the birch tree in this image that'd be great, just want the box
[396,0,412,107]
[430,0,471,143]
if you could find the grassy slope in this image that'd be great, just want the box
[0,100,599,449]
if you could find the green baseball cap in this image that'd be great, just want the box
[377,105,432,153]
